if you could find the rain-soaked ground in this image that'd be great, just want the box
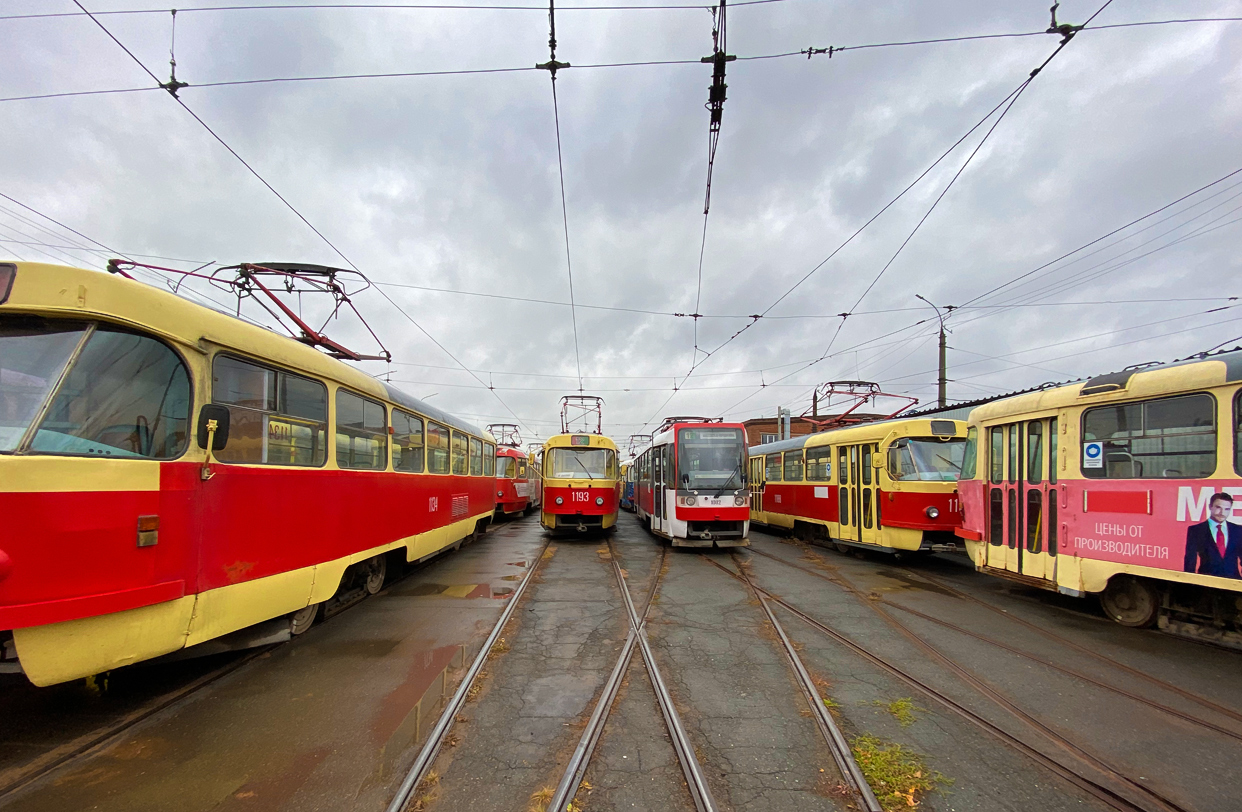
[2,515,1241,812]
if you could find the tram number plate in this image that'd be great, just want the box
[570,490,592,503]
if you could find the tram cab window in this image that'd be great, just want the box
[484,443,496,477]
[1082,394,1215,478]
[960,427,978,480]
[451,431,469,475]
[392,409,424,472]
[497,456,516,477]
[806,447,831,481]
[212,354,326,466]
[336,390,388,470]
[765,453,782,482]
[17,323,190,460]
[783,450,804,482]
[888,437,965,481]
[427,421,450,474]
[469,437,484,476]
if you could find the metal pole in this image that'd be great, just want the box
[937,324,947,408]
[916,294,953,410]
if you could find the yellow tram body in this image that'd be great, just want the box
[748,418,967,553]
[539,433,620,533]
[0,263,496,684]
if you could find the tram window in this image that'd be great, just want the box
[0,318,87,452]
[961,427,978,480]
[427,421,450,474]
[1083,394,1215,479]
[806,447,832,481]
[1049,418,1058,484]
[516,458,526,478]
[1233,391,1242,476]
[1026,490,1042,553]
[765,453,782,482]
[497,456,516,477]
[27,326,191,460]
[336,390,388,470]
[838,447,848,485]
[1048,499,1058,556]
[211,354,326,466]
[989,488,1004,546]
[484,443,496,476]
[989,426,1004,484]
[392,409,424,473]
[1027,421,1043,485]
[783,451,804,482]
[451,431,469,475]
[469,437,484,476]
[862,445,872,485]
[862,489,873,528]
[1007,424,1019,484]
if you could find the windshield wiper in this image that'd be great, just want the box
[715,462,742,497]
[570,454,596,480]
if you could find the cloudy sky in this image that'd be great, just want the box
[3,0,1241,442]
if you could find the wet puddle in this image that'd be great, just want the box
[873,568,958,598]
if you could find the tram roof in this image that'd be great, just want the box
[962,346,1242,424]
[748,415,965,457]
[3,263,486,438]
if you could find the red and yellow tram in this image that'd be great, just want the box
[634,418,750,547]
[748,418,967,553]
[957,350,1242,643]
[494,444,534,517]
[539,433,620,534]
[0,262,496,686]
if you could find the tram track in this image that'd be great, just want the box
[713,545,1193,812]
[753,544,1242,743]
[907,565,1242,727]
[385,538,551,812]
[723,552,883,812]
[545,543,672,812]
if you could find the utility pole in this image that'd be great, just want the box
[916,295,955,409]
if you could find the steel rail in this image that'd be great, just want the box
[752,547,1191,812]
[0,646,271,800]
[699,555,1162,812]
[546,545,667,812]
[608,542,718,812]
[750,546,1242,742]
[385,540,550,812]
[724,553,883,812]
[910,566,1242,726]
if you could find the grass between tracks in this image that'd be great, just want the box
[850,735,948,811]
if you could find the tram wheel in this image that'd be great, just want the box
[290,603,319,635]
[363,555,387,596]
[1099,576,1159,628]
[834,543,850,554]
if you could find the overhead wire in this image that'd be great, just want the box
[69,0,537,435]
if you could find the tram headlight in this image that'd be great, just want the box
[734,495,746,507]
[686,495,696,506]
[555,496,564,505]
[925,506,940,519]
[497,490,504,497]
[595,496,604,506]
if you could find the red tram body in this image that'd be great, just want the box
[494,444,534,516]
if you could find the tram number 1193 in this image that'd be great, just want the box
[571,491,591,503]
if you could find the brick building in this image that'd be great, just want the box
[741,413,890,448]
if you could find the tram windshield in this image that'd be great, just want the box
[0,318,190,458]
[549,447,615,480]
[496,456,517,478]
[889,437,966,481]
[677,427,746,490]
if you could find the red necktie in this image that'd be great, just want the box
[1217,524,1227,558]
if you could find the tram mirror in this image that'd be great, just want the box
[196,404,231,451]
[681,473,690,486]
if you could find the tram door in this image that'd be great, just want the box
[836,443,879,546]
[985,419,1058,578]
[749,456,764,514]
[652,443,665,532]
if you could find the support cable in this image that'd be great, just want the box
[689,1,736,365]
[537,0,584,392]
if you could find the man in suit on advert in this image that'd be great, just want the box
[1184,492,1242,579]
